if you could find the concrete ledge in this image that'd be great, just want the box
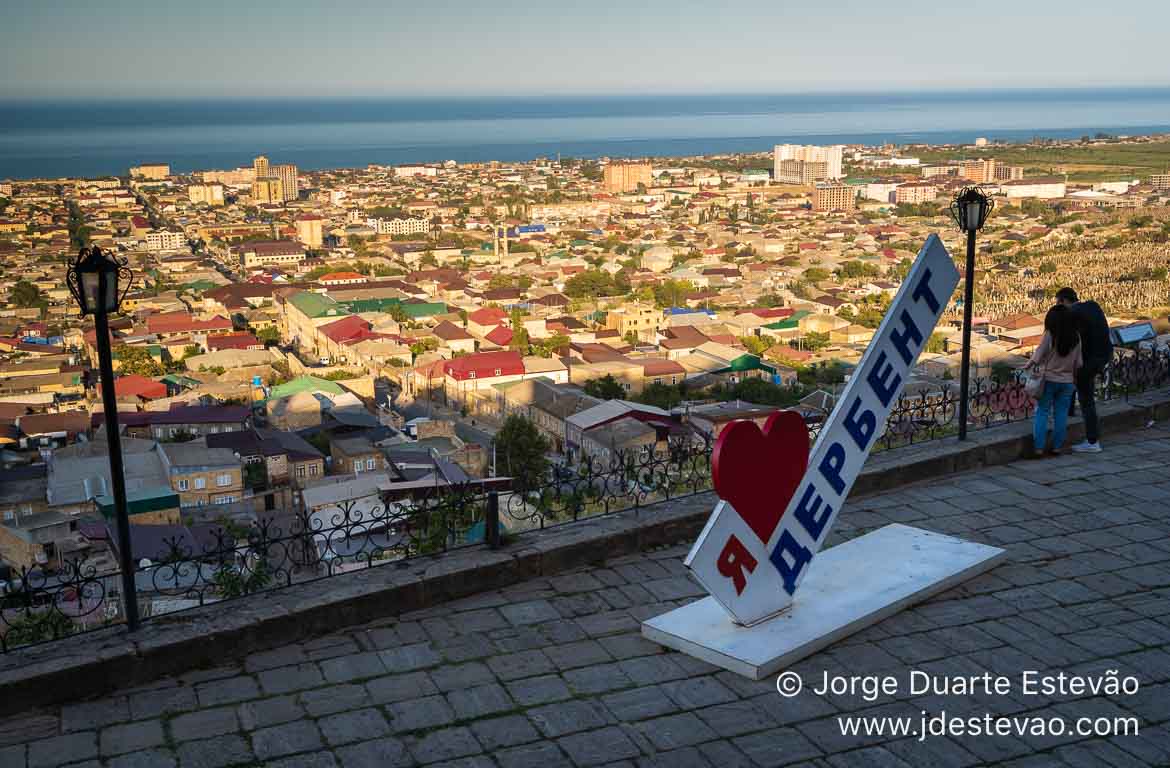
[2,387,1166,715]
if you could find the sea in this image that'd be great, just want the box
[2,88,1170,180]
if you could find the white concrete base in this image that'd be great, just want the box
[642,524,1007,679]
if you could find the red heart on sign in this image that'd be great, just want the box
[711,410,810,545]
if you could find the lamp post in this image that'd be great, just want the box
[950,187,994,441]
[66,246,140,631]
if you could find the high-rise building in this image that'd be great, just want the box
[295,214,324,248]
[774,159,829,185]
[253,155,269,179]
[188,183,225,206]
[603,162,653,193]
[811,183,857,212]
[994,164,1025,182]
[774,145,844,181]
[130,163,170,180]
[275,164,298,202]
[958,159,997,184]
[252,177,284,205]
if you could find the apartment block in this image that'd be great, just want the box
[811,183,857,212]
[603,162,653,193]
[774,159,829,185]
[130,163,170,180]
[773,145,844,180]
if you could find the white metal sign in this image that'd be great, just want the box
[685,234,961,626]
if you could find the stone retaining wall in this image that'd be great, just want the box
[2,388,1167,716]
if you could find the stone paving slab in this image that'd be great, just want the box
[4,423,1170,766]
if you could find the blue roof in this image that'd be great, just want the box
[664,307,716,316]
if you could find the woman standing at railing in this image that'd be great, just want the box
[1025,305,1082,459]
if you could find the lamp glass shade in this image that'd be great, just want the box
[80,270,102,315]
[966,200,984,231]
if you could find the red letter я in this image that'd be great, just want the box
[717,535,758,595]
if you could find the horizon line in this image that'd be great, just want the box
[5,83,1170,104]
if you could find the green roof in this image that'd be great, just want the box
[400,301,446,319]
[289,291,343,319]
[763,319,799,330]
[267,375,345,400]
[182,280,217,292]
[94,486,180,518]
[714,354,777,375]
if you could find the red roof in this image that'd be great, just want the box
[145,311,233,336]
[207,332,262,351]
[319,271,367,283]
[444,351,524,381]
[100,374,167,400]
[484,325,513,347]
[318,315,375,345]
[468,307,508,326]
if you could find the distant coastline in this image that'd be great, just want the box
[2,87,1170,179]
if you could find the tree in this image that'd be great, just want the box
[255,326,281,346]
[653,279,695,308]
[926,332,948,354]
[509,308,530,353]
[739,335,774,357]
[534,333,569,358]
[583,374,626,400]
[1038,261,1057,274]
[10,281,44,309]
[803,267,830,282]
[637,382,684,410]
[496,414,550,492]
[563,270,621,300]
[115,345,164,377]
[715,377,806,407]
[795,332,830,352]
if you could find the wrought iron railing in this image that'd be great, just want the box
[3,346,1167,653]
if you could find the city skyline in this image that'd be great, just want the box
[3,0,1169,99]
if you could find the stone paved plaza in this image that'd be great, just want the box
[3,424,1170,767]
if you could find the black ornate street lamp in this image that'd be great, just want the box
[66,246,139,630]
[950,186,994,441]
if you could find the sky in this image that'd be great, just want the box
[2,0,1167,100]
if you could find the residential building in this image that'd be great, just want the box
[275,163,298,202]
[603,162,653,193]
[811,184,857,212]
[237,240,306,270]
[145,230,186,251]
[1150,172,1170,191]
[774,159,829,185]
[130,163,170,180]
[367,217,430,236]
[252,177,284,205]
[188,183,225,206]
[1000,178,1067,199]
[921,165,958,178]
[295,214,324,248]
[158,441,245,507]
[605,304,660,341]
[894,182,939,205]
[330,436,385,475]
[773,145,844,180]
[863,181,900,203]
[394,165,438,178]
[958,159,997,184]
[994,164,1025,182]
[98,405,251,441]
[253,155,269,179]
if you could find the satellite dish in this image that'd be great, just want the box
[139,558,153,569]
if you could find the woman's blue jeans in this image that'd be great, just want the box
[1034,381,1076,452]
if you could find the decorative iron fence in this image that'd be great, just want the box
[3,346,1167,653]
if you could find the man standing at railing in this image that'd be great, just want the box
[1056,287,1113,453]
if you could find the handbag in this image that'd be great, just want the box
[1024,348,1053,398]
